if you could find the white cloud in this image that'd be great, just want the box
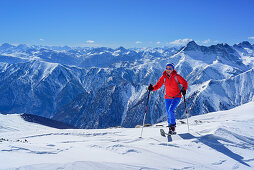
[169,38,192,46]
[40,39,44,41]
[202,39,210,44]
[214,40,219,43]
[248,37,254,39]
[80,44,100,47]
[86,40,95,44]
[136,41,142,44]
[156,41,161,44]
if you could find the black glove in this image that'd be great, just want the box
[148,84,154,91]
[181,88,186,96]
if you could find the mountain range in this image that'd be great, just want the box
[0,41,253,128]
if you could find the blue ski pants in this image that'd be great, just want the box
[165,97,181,126]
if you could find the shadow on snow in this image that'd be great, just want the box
[167,133,251,167]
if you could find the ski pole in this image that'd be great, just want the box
[140,90,151,138]
[183,95,190,132]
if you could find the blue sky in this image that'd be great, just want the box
[0,0,253,48]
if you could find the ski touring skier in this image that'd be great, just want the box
[148,63,188,135]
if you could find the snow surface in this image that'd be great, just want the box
[1,102,254,169]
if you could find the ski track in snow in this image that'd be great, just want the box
[1,102,254,169]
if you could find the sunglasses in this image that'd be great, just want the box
[166,67,173,71]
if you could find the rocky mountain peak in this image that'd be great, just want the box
[237,41,253,49]
[184,41,200,51]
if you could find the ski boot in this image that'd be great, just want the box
[168,124,176,135]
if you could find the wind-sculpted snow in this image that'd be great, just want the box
[0,41,254,129]
[1,102,254,169]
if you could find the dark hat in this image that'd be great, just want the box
[166,63,174,70]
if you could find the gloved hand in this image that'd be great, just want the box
[181,88,186,96]
[148,84,154,91]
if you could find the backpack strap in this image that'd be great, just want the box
[174,74,184,91]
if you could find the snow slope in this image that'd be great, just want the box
[1,101,254,169]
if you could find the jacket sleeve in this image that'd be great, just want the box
[152,75,165,91]
[176,74,188,91]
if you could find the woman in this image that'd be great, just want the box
[148,63,188,134]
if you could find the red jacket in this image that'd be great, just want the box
[153,70,188,99]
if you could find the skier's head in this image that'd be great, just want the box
[166,63,174,71]
[165,63,174,75]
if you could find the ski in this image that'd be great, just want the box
[160,129,166,137]
[160,129,177,137]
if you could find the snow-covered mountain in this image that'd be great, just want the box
[1,101,254,169]
[0,43,179,67]
[177,68,254,118]
[0,61,86,118]
[0,41,253,128]
[233,41,254,67]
